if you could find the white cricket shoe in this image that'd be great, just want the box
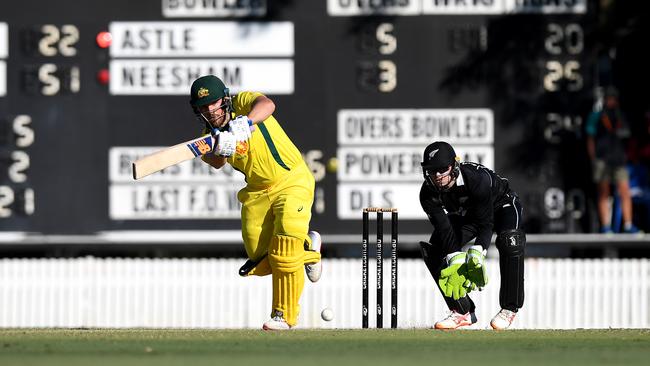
[305,231,322,283]
[262,311,292,331]
[490,309,517,330]
[434,311,477,330]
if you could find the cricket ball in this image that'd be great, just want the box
[321,307,334,321]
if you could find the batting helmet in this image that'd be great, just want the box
[189,75,230,108]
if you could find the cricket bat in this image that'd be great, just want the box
[132,134,217,180]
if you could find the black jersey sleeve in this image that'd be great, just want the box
[465,169,494,249]
[419,183,458,254]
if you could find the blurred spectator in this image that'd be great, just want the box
[627,161,650,231]
[627,110,650,165]
[585,87,639,233]
[625,110,650,231]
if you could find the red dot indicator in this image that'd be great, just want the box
[96,31,112,48]
[97,69,110,85]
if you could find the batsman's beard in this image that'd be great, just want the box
[202,110,230,129]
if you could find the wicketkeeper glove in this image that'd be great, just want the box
[229,115,254,142]
[466,245,488,290]
[438,251,473,300]
[214,131,236,157]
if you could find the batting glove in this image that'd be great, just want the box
[214,131,236,157]
[438,251,473,300]
[229,115,254,142]
[466,245,488,290]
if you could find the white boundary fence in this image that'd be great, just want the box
[0,258,648,329]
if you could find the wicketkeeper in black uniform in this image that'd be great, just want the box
[419,141,525,330]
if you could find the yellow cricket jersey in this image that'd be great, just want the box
[227,91,305,189]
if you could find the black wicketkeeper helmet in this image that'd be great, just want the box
[421,141,460,190]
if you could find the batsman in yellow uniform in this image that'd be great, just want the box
[189,75,322,330]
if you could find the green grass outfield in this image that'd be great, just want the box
[1,329,649,366]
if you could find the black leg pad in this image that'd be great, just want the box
[495,229,526,310]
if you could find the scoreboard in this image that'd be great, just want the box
[0,0,598,243]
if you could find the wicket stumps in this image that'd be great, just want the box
[362,207,398,329]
